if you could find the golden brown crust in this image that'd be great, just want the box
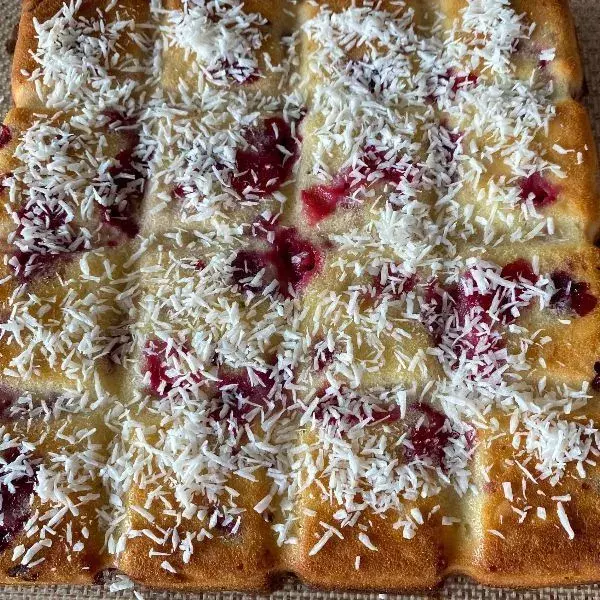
[514,0,584,100]
[479,243,600,386]
[12,0,73,109]
[2,0,600,593]
[117,472,280,590]
[289,495,463,590]
[544,100,600,241]
[119,532,279,591]
[0,109,28,236]
[12,0,151,109]
[160,0,297,102]
[451,97,600,248]
[0,410,115,585]
[466,410,600,587]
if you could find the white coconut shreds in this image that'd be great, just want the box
[0,0,596,577]
[162,0,267,86]
[29,0,155,110]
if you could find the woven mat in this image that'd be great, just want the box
[0,0,600,598]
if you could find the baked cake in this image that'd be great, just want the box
[0,0,599,592]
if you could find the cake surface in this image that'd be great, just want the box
[0,0,599,592]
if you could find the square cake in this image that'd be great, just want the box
[0,0,599,591]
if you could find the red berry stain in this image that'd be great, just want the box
[0,448,36,552]
[171,183,202,203]
[143,339,202,398]
[214,370,271,429]
[429,69,478,102]
[500,259,537,285]
[231,227,322,297]
[519,173,559,209]
[302,176,351,226]
[251,213,280,238]
[102,130,143,238]
[360,145,413,186]
[103,111,136,127]
[591,361,600,391]
[449,71,478,92]
[144,340,175,397]
[273,227,321,293]
[210,506,239,536]
[12,202,71,281]
[102,201,139,239]
[550,271,598,317]
[499,259,538,322]
[15,203,68,238]
[424,262,543,373]
[422,279,448,346]
[371,269,417,300]
[405,403,453,465]
[371,403,401,423]
[302,146,413,225]
[172,184,186,200]
[464,427,477,450]
[231,250,274,289]
[232,117,298,198]
[424,273,504,367]
[0,125,12,149]
[12,251,65,282]
[313,341,334,371]
[452,273,496,361]
[208,59,259,86]
[439,120,463,160]
[447,129,463,146]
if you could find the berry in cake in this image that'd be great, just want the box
[232,117,298,198]
[0,125,12,149]
[550,271,598,317]
[0,449,36,552]
[520,173,559,209]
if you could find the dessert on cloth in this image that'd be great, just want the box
[0,0,598,591]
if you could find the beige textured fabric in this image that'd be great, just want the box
[0,0,599,598]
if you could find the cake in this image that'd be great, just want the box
[0,0,599,592]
